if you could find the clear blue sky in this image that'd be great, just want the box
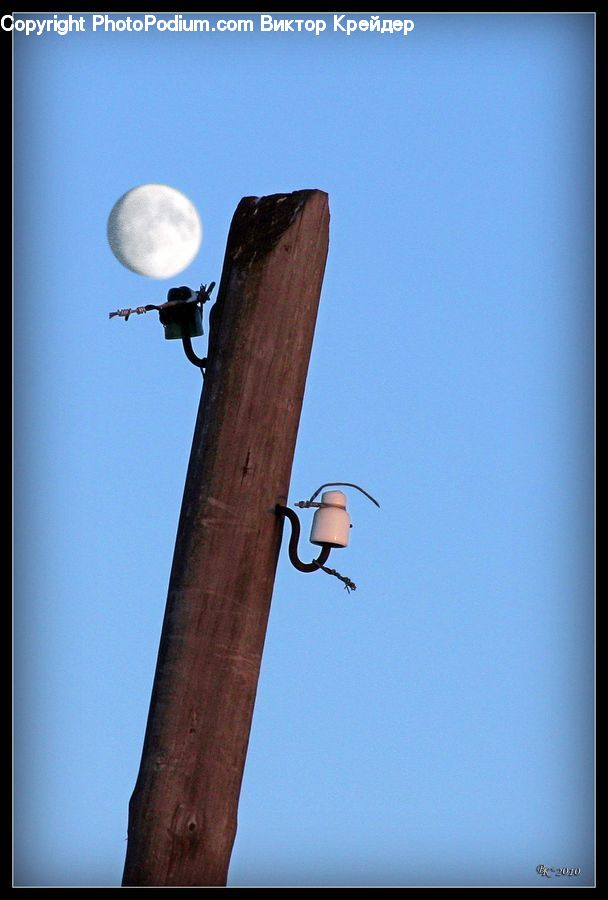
[13,12,594,888]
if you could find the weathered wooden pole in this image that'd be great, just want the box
[122,189,330,886]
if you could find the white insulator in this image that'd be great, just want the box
[310,491,350,548]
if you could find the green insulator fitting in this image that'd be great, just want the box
[160,298,203,340]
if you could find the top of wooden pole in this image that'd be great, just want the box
[228,190,321,264]
[208,189,328,361]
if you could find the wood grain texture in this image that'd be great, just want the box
[122,189,330,886]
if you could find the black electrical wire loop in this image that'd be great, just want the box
[306,482,380,508]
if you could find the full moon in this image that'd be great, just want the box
[107,183,202,279]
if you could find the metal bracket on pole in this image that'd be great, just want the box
[181,336,207,370]
[275,504,332,572]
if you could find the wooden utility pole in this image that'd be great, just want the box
[122,189,330,886]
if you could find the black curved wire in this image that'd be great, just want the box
[182,335,207,371]
[308,482,380,508]
[275,505,331,573]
